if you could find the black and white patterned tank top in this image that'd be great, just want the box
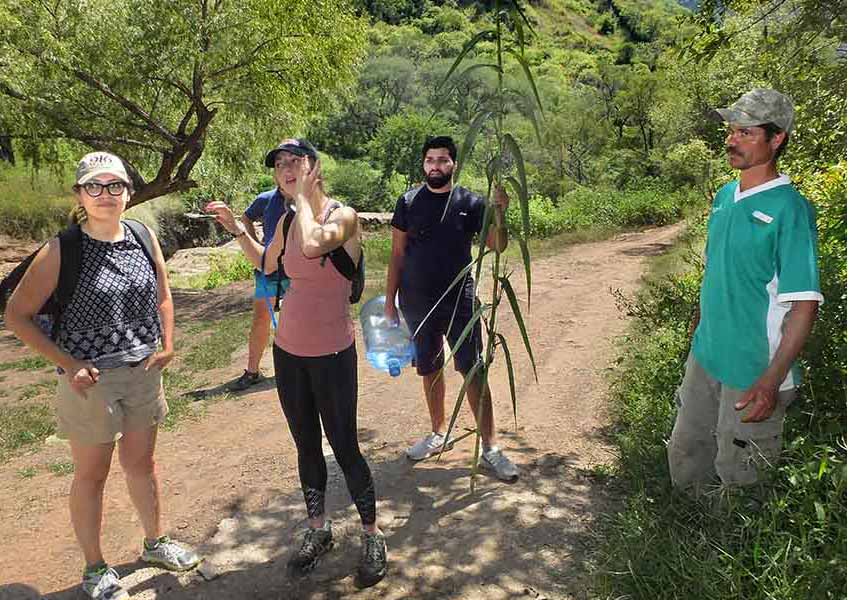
[57,222,161,369]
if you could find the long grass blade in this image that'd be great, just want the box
[498,275,537,381]
[520,93,544,145]
[504,48,544,115]
[443,302,489,370]
[443,263,469,351]
[503,140,531,287]
[510,8,525,52]
[455,109,493,184]
[506,0,535,37]
[444,359,483,450]
[495,333,518,429]
[411,255,486,337]
[502,133,527,199]
[473,197,494,286]
[518,236,532,310]
[457,62,501,82]
[438,29,495,92]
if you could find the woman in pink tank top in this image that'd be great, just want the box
[262,139,387,586]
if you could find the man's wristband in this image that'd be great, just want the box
[233,228,247,238]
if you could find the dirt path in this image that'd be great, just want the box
[0,223,684,600]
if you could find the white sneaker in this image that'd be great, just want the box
[406,432,454,461]
[81,566,129,600]
[479,446,519,482]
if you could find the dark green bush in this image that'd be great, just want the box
[504,186,695,238]
[325,159,393,213]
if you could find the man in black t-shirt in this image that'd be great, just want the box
[384,136,519,482]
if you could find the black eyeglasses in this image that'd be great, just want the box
[81,181,127,197]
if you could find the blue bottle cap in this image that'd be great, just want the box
[388,358,401,377]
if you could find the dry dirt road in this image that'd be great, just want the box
[0,223,684,600]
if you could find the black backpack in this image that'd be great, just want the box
[273,203,365,311]
[0,219,156,337]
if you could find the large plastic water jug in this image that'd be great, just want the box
[360,295,415,377]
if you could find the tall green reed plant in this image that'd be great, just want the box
[417,0,543,490]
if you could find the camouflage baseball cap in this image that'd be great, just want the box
[714,89,795,133]
[75,152,131,185]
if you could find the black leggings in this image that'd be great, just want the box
[273,343,376,526]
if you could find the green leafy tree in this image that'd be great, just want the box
[541,84,609,185]
[368,110,456,186]
[0,0,366,205]
[617,64,660,154]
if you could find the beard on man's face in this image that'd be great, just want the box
[425,169,452,188]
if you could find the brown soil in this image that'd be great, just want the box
[0,223,684,600]
[0,234,41,280]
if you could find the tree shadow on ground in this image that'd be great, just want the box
[182,374,277,401]
[172,285,253,324]
[619,242,674,258]
[12,439,613,600]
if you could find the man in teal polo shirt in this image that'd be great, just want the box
[667,89,823,494]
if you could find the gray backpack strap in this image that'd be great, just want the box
[403,185,425,208]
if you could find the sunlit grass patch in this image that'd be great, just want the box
[0,355,50,372]
[0,402,55,463]
[47,460,74,476]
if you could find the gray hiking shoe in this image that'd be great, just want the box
[288,521,334,576]
[227,369,263,391]
[141,535,202,571]
[479,446,520,482]
[81,565,129,600]
[406,432,453,461]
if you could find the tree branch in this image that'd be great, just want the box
[69,67,179,144]
[151,76,194,100]
[208,39,274,79]
[4,132,167,152]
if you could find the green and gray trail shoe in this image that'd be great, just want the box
[288,521,334,576]
[81,565,129,600]
[357,530,388,587]
[141,535,202,571]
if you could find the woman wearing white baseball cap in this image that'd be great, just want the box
[6,152,200,599]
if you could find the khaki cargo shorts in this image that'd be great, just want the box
[667,352,795,493]
[55,362,168,445]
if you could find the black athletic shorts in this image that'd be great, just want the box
[399,288,482,376]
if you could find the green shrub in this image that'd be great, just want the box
[504,186,695,238]
[0,164,74,238]
[203,252,255,290]
[362,233,392,273]
[324,159,391,213]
